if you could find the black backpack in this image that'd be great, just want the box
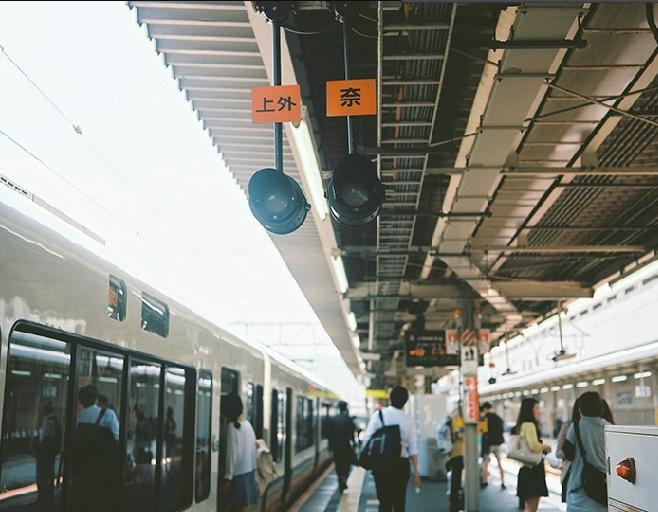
[574,421,607,506]
[358,409,401,472]
[69,409,119,511]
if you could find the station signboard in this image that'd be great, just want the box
[404,330,460,367]
[251,84,302,123]
[326,79,377,117]
[464,376,480,423]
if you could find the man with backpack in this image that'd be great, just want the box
[361,386,420,512]
[69,385,120,512]
[480,402,506,489]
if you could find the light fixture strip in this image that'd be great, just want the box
[331,255,349,294]
[292,120,329,220]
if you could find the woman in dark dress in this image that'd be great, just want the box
[514,398,552,512]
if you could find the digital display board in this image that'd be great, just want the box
[405,331,484,368]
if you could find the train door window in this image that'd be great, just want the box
[141,292,169,338]
[321,403,331,440]
[160,366,194,511]
[218,367,240,504]
[269,388,285,462]
[195,370,212,503]
[254,384,264,439]
[295,397,314,452]
[108,275,127,321]
[246,382,264,440]
[0,328,71,510]
[66,345,124,512]
[122,359,161,512]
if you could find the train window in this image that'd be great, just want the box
[67,346,124,511]
[270,388,285,462]
[141,292,169,338]
[254,384,264,439]
[246,382,264,439]
[295,397,314,452]
[195,370,212,503]
[160,366,194,511]
[108,275,127,321]
[123,359,161,512]
[0,328,71,510]
[321,403,331,440]
[218,367,240,500]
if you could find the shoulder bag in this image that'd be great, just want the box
[358,409,401,471]
[507,424,543,466]
[574,421,607,506]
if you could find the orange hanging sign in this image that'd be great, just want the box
[251,84,302,124]
[326,79,377,117]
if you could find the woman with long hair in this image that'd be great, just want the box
[514,398,552,512]
[221,393,259,512]
[557,399,581,502]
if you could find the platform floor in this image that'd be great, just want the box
[296,462,565,512]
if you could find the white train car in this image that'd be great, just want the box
[0,195,338,512]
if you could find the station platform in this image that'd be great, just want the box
[293,462,565,512]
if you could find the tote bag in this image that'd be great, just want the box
[507,429,543,466]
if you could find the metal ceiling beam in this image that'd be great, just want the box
[472,245,645,254]
[347,280,591,300]
[423,166,658,176]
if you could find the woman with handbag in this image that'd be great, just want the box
[513,398,552,512]
[562,392,609,512]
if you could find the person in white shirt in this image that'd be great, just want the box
[221,393,259,512]
[362,386,421,512]
[76,385,120,440]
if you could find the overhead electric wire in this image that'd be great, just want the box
[0,44,244,317]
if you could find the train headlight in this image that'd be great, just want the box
[326,153,384,226]
[248,168,310,235]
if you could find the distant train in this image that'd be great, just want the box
[0,196,339,512]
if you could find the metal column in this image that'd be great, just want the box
[461,299,479,511]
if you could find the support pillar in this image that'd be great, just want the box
[464,423,479,511]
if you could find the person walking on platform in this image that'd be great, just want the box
[479,402,506,489]
[362,386,421,512]
[514,398,551,512]
[221,393,259,512]
[328,400,356,494]
[562,392,609,512]
[446,410,465,512]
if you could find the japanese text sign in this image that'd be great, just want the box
[326,79,377,117]
[251,84,301,124]
[464,376,480,423]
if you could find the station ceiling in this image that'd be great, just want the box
[129,1,658,387]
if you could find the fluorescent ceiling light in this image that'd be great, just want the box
[540,387,549,393]
[291,119,329,220]
[562,384,574,390]
[592,378,606,386]
[331,255,349,293]
[611,375,628,383]
[531,388,539,395]
[347,312,358,331]
[352,333,360,349]
[551,386,561,392]
[634,371,652,379]
[576,381,588,388]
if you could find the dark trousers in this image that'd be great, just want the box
[334,454,352,492]
[373,458,410,512]
[36,457,55,511]
[448,456,464,512]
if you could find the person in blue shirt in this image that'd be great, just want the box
[562,392,609,512]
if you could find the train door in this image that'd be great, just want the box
[217,367,240,510]
[66,345,125,512]
[282,387,293,500]
[314,397,321,469]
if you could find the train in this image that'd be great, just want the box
[0,188,340,512]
